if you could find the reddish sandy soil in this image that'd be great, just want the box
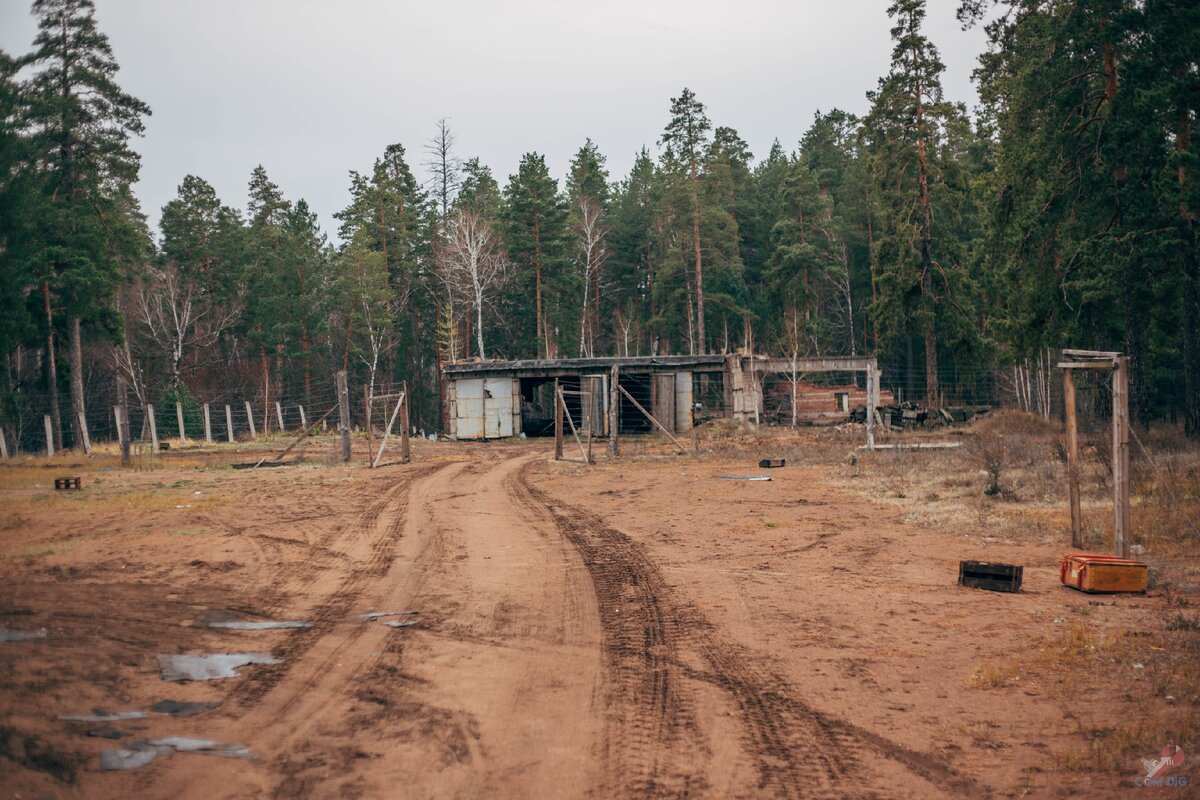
[0,436,1192,798]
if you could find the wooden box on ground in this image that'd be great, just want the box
[1060,553,1147,593]
[959,561,1023,593]
[54,476,81,491]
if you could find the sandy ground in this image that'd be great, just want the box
[0,435,1194,798]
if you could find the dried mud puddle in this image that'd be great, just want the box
[516,464,989,800]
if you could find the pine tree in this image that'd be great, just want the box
[701,126,750,352]
[155,175,241,388]
[336,144,428,393]
[0,50,35,362]
[660,88,712,353]
[503,153,568,357]
[864,0,951,404]
[22,0,150,449]
[608,148,662,355]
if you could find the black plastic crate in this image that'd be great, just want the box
[958,560,1022,593]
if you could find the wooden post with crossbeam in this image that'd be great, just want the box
[1057,350,1130,557]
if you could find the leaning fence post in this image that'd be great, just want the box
[114,405,129,465]
[608,365,620,457]
[225,405,235,443]
[245,401,257,438]
[78,411,92,454]
[203,403,212,443]
[337,370,352,463]
[298,405,307,430]
[147,404,159,451]
[44,415,55,456]
[275,401,285,432]
[176,402,187,443]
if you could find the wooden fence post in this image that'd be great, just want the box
[0,427,7,459]
[176,402,187,443]
[364,386,373,463]
[298,405,307,430]
[225,405,235,442]
[117,376,131,465]
[1064,368,1082,548]
[78,411,92,454]
[245,401,257,438]
[608,365,619,457]
[147,404,158,451]
[554,378,564,461]
[44,415,54,457]
[1113,357,1131,558]
[866,361,877,451]
[203,404,213,443]
[275,401,285,432]
[400,391,411,463]
[114,405,129,465]
[337,371,352,463]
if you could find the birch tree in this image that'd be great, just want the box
[575,196,608,357]
[443,208,507,359]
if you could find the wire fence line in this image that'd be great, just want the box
[0,359,397,456]
[1,347,1164,457]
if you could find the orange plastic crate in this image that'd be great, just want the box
[1060,553,1148,594]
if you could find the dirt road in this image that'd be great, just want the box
[2,439,1174,797]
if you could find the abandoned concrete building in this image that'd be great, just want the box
[442,354,881,440]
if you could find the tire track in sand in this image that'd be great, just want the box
[149,462,458,800]
[515,462,990,800]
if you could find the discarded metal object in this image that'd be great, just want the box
[958,561,1023,593]
[151,700,219,717]
[0,628,46,642]
[758,458,786,468]
[206,620,311,630]
[385,620,417,628]
[718,475,773,481]
[1060,553,1148,593]
[54,476,81,490]
[157,653,280,682]
[59,710,148,722]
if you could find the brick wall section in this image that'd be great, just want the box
[764,380,896,422]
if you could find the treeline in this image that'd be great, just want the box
[1,0,1197,447]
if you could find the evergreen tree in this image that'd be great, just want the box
[155,175,242,388]
[608,148,662,354]
[0,51,34,361]
[660,88,712,352]
[700,126,750,352]
[336,144,429,394]
[503,153,568,357]
[22,0,150,449]
[863,0,958,404]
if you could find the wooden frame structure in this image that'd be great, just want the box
[366,386,412,468]
[753,356,881,449]
[554,378,596,464]
[1058,349,1130,557]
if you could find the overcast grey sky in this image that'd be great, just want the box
[0,0,987,243]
